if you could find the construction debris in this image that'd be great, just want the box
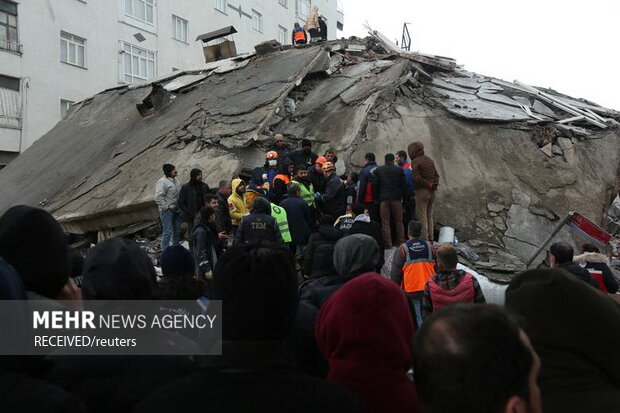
[0,34,618,272]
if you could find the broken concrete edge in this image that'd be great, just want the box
[57,201,159,234]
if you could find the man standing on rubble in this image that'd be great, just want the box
[267,134,291,167]
[291,22,307,46]
[290,139,318,169]
[155,164,182,252]
[408,142,439,241]
[375,153,407,248]
[178,168,211,248]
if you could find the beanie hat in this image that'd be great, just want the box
[0,205,70,298]
[161,245,195,278]
[322,162,336,172]
[83,238,156,300]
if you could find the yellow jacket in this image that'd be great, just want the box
[228,178,249,226]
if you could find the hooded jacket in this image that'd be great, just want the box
[0,205,70,299]
[349,215,384,271]
[407,142,439,190]
[228,178,249,226]
[178,178,210,222]
[574,252,619,293]
[506,269,620,413]
[316,273,419,413]
[299,234,380,310]
[303,224,343,278]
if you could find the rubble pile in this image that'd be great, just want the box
[0,31,618,272]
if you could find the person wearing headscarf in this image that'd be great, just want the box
[317,273,419,413]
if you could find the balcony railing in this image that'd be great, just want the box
[0,40,23,55]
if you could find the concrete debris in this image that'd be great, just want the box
[457,239,527,283]
[0,34,618,270]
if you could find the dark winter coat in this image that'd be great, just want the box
[289,148,318,169]
[280,195,312,246]
[216,192,232,234]
[309,168,327,194]
[349,216,384,271]
[303,224,343,277]
[408,142,439,190]
[178,181,210,222]
[322,173,346,219]
[374,163,408,201]
[558,261,599,289]
[506,269,620,413]
[133,341,362,413]
[234,211,284,246]
[192,222,222,278]
[358,161,378,203]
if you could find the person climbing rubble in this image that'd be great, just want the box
[291,22,307,46]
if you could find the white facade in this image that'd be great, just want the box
[0,0,344,165]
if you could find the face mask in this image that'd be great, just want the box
[268,160,277,167]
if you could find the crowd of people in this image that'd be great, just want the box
[0,137,619,412]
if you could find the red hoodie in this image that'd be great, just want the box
[316,273,420,413]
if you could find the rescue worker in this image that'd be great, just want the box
[320,162,346,220]
[246,167,269,211]
[234,197,284,246]
[408,142,439,241]
[309,156,327,195]
[270,201,292,245]
[291,165,316,210]
[264,151,279,199]
[291,22,308,46]
[272,158,294,205]
[422,244,486,317]
[227,178,249,235]
[574,243,619,293]
[334,211,354,236]
[389,221,436,328]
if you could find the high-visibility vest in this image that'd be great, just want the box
[400,238,435,293]
[293,28,306,42]
[274,174,291,185]
[270,203,291,243]
[291,180,315,207]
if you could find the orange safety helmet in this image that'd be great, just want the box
[266,151,279,160]
[315,156,327,165]
[321,161,336,172]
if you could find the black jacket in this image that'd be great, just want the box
[309,168,326,194]
[322,173,346,219]
[216,192,232,233]
[134,341,362,413]
[234,213,284,246]
[178,181,210,222]
[192,222,222,278]
[280,195,312,246]
[374,163,407,201]
[558,261,599,289]
[575,252,619,293]
[289,149,318,169]
[350,218,385,271]
[303,224,343,277]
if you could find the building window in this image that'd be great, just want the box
[251,9,262,33]
[296,0,311,21]
[278,25,288,45]
[215,0,226,13]
[279,0,287,7]
[122,42,155,84]
[60,32,86,68]
[172,15,188,43]
[124,0,154,25]
[60,99,74,118]
[0,0,19,53]
[0,74,20,129]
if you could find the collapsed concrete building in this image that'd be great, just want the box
[0,31,618,275]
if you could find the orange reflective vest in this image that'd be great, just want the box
[400,239,436,293]
[293,28,306,42]
[274,174,291,185]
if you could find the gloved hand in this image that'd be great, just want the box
[314,193,322,200]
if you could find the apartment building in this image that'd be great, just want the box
[0,0,344,167]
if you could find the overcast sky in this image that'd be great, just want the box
[341,0,620,110]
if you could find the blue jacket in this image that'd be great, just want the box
[358,161,377,203]
[399,161,415,196]
[280,195,312,246]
